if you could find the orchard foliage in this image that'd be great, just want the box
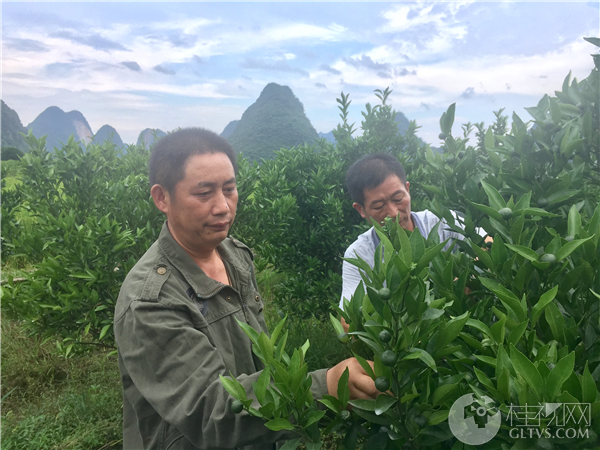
[232,88,432,319]
[2,132,163,354]
[223,40,600,449]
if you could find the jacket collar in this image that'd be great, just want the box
[157,221,246,298]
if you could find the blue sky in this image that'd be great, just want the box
[2,1,598,146]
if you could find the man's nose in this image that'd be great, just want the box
[386,204,401,219]
[212,191,230,215]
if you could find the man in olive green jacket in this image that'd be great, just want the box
[114,128,377,450]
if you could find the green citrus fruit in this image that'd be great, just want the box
[458,151,465,159]
[337,332,350,343]
[498,207,513,220]
[231,399,244,414]
[446,156,456,165]
[375,376,390,392]
[381,350,398,366]
[537,198,548,207]
[439,133,447,140]
[378,330,392,343]
[540,254,557,265]
[378,287,392,301]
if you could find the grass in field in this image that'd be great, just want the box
[1,320,123,450]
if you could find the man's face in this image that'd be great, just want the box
[156,152,238,254]
[353,174,414,231]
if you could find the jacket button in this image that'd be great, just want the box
[157,267,167,275]
[255,296,260,302]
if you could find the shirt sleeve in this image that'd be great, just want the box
[340,257,365,309]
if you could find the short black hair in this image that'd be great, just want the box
[149,127,238,195]
[346,154,407,206]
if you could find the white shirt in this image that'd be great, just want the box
[339,210,464,307]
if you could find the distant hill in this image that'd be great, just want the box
[220,120,239,139]
[93,125,124,147]
[137,128,166,149]
[225,83,319,161]
[394,112,411,135]
[27,106,93,150]
[1,100,28,151]
[318,130,335,144]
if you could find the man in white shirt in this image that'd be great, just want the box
[340,154,463,309]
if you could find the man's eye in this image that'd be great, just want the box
[197,192,211,197]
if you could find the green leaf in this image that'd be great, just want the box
[508,320,529,346]
[270,315,287,345]
[555,237,592,262]
[254,367,270,405]
[469,201,504,222]
[545,189,579,205]
[546,352,575,401]
[505,244,539,263]
[484,127,495,150]
[584,36,600,47]
[582,362,597,404]
[466,319,493,338]
[440,103,456,134]
[318,395,342,413]
[374,394,397,415]
[305,410,326,428]
[474,367,496,392]
[415,240,448,274]
[490,314,507,345]
[479,278,526,322]
[545,302,565,344]
[337,367,350,409]
[481,180,506,211]
[99,324,111,340]
[348,398,376,412]
[531,286,559,325]
[412,348,437,373]
[567,204,582,237]
[431,383,458,406]
[265,418,295,431]
[470,242,495,272]
[510,344,544,400]
[219,375,247,401]
[330,313,344,336]
[354,354,376,379]
[279,438,302,450]
[549,98,561,124]
[236,319,260,344]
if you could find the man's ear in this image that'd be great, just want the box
[352,202,368,220]
[150,184,170,215]
[406,181,410,192]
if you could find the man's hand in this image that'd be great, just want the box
[326,357,378,400]
[340,317,350,333]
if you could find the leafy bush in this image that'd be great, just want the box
[232,88,432,320]
[223,39,600,449]
[2,133,163,352]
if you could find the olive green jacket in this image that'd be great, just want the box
[114,222,328,450]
